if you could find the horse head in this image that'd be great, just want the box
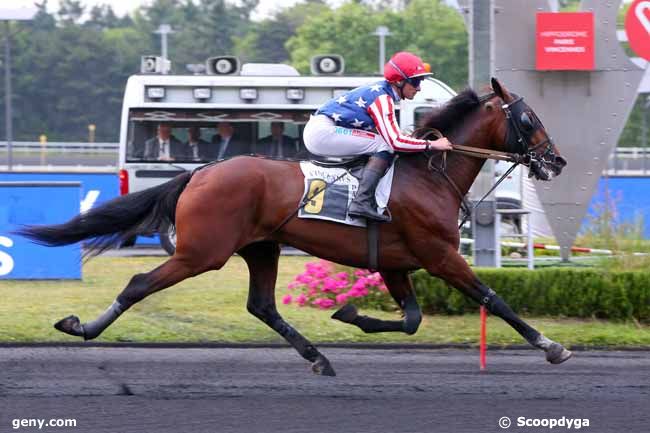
[490,78,566,180]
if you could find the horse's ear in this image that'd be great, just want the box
[491,77,504,98]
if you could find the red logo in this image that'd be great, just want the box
[352,129,375,139]
[625,0,650,61]
[536,12,594,70]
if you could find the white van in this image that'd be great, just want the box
[117,56,457,252]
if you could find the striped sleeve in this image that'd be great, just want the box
[367,94,428,152]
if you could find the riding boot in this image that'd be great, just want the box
[348,154,392,222]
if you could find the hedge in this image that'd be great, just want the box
[408,268,650,322]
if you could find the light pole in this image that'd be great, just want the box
[153,24,174,62]
[372,26,391,74]
[1,6,36,171]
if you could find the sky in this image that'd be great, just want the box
[10,0,461,20]
[10,0,327,20]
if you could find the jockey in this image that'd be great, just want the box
[303,51,453,222]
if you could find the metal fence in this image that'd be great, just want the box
[1,141,650,174]
[0,141,118,168]
[0,141,118,153]
[607,147,650,174]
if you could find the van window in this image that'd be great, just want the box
[126,109,310,162]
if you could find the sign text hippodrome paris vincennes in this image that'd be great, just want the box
[536,12,594,70]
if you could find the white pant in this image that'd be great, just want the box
[303,114,393,157]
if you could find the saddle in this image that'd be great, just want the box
[308,154,368,171]
[300,155,392,272]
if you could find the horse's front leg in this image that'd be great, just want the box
[430,247,572,364]
[332,271,422,335]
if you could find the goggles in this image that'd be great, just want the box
[406,76,425,88]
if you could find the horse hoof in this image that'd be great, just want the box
[311,355,336,376]
[54,315,85,338]
[546,343,572,364]
[331,304,358,324]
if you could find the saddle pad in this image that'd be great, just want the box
[298,160,395,227]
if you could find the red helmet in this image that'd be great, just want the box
[383,51,433,83]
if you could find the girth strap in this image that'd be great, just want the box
[367,221,379,272]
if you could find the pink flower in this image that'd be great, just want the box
[351,280,367,291]
[283,261,389,310]
[313,297,335,309]
[335,293,349,304]
[295,294,307,306]
[296,274,312,284]
[322,277,340,293]
[354,269,370,277]
[346,288,363,298]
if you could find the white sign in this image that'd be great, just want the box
[0,236,15,276]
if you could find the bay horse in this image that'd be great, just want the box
[17,78,569,376]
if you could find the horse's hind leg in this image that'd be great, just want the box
[54,255,209,340]
[239,241,335,376]
[332,271,422,335]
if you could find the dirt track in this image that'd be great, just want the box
[0,346,648,433]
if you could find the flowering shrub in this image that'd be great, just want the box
[283,260,393,310]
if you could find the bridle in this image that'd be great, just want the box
[417,91,564,228]
[442,92,558,167]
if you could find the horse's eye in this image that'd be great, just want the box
[520,112,534,131]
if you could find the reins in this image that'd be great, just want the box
[416,126,523,230]
[415,87,559,230]
[449,144,530,164]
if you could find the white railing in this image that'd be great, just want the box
[1,142,650,174]
[607,147,650,174]
[0,141,118,153]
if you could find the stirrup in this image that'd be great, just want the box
[348,203,390,222]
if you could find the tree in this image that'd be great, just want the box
[286,0,468,88]
[287,2,383,74]
[234,0,330,63]
[57,0,85,24]
[6,3,151,141]
[383,0,468,88]
[85,4,133,30]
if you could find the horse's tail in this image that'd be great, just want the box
[14,171,193,257]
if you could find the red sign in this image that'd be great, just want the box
[536,12,594,70]
[625,0,650,61]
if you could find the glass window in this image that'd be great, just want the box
[125,109,311,163]
[414,106,434,128]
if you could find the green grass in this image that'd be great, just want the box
[0,256,648,346]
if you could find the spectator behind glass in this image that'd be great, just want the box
[144,124,187,161]
[210,122,251,160]
[258,122,299,158]
[186,126,216,161]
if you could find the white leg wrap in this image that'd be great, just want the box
[534,334,554,350]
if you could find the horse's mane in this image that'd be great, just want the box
[419,88,481,135]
